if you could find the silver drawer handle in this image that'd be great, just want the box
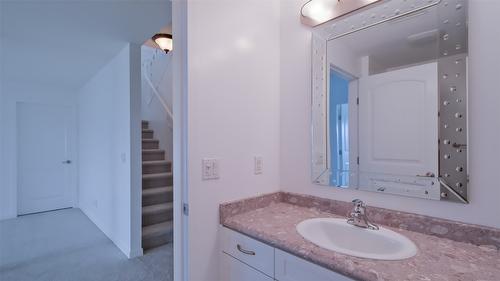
[237,244,255,256]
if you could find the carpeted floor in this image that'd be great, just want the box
[0,208,173,281]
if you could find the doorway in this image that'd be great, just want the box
[16,102,77,215]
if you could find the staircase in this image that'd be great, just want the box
[142,120,174,251]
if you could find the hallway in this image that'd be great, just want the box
[0,209,173,281]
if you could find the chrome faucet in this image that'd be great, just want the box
[347,199,379,230]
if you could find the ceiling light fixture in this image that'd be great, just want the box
[301,0,382,27]
[152,33,173,54]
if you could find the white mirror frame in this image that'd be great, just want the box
[310,0,469,203]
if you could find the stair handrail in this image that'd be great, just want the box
[143,72,174,124]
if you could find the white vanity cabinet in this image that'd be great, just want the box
[220,226,274,281]
[219,227,354,281]
[220,253,273,281]
[275,249,353,281]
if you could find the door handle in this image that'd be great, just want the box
[62,160,72,164]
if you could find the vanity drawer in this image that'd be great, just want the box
[220,227,274,277]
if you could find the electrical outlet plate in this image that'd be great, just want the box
[254,156,263,175]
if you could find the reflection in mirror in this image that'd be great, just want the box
[311,0,468,203]
[329,69,352,187]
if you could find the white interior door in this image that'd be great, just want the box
[358,63,438,179]
[17,102,77,215]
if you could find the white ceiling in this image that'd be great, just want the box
[0,0,171,91]
[328,7,440,73]
[326,4,467,74]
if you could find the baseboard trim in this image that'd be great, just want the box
[128,247,144,258]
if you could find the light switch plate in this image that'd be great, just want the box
[202,159,211,179]
[212,159,220,179]
[254,156,263,175]
[202,158,220,180]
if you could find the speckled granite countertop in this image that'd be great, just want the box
[220,193,500,281]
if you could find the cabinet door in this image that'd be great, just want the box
[220,253,274,281]
[275,249,354,281]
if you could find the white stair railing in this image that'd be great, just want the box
[142,49,173,128]
[143,72,173,124]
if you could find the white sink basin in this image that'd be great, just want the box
[296,218,417,260]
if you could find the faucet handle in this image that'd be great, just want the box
[352,199,365,207]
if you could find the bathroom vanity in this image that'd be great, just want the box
[218,1,500,279]
[219,192,500,281]
[220,226,352,281]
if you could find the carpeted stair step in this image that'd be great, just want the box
[142,149,165,161]
[143,172,173,189]
[142,203,173,226]
[141,120,173,251]
[143,186,173,206]
[142,129,154,139]
[142,221,173,251]
[143,160,171,174]
[142,139,159,150]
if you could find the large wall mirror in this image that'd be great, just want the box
[310,0,468,203]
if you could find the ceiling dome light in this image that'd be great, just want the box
[152,33,173,54]
[301,0,381,27]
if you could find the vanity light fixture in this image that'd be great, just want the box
[152,33,173,54]
[301,0,381,27]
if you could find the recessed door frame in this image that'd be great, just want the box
[173,1,189,280]
[16,101,78,216]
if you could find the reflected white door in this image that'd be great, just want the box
[358,63,438,178]
[17,102,77,215]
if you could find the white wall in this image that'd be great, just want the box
[0,1,5,220]
[77,44,142,257]
[186,0,281,280]
[280,0,500,228]
[141,45,173,161]
[0,82,77,220]
[328,42,362,78]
